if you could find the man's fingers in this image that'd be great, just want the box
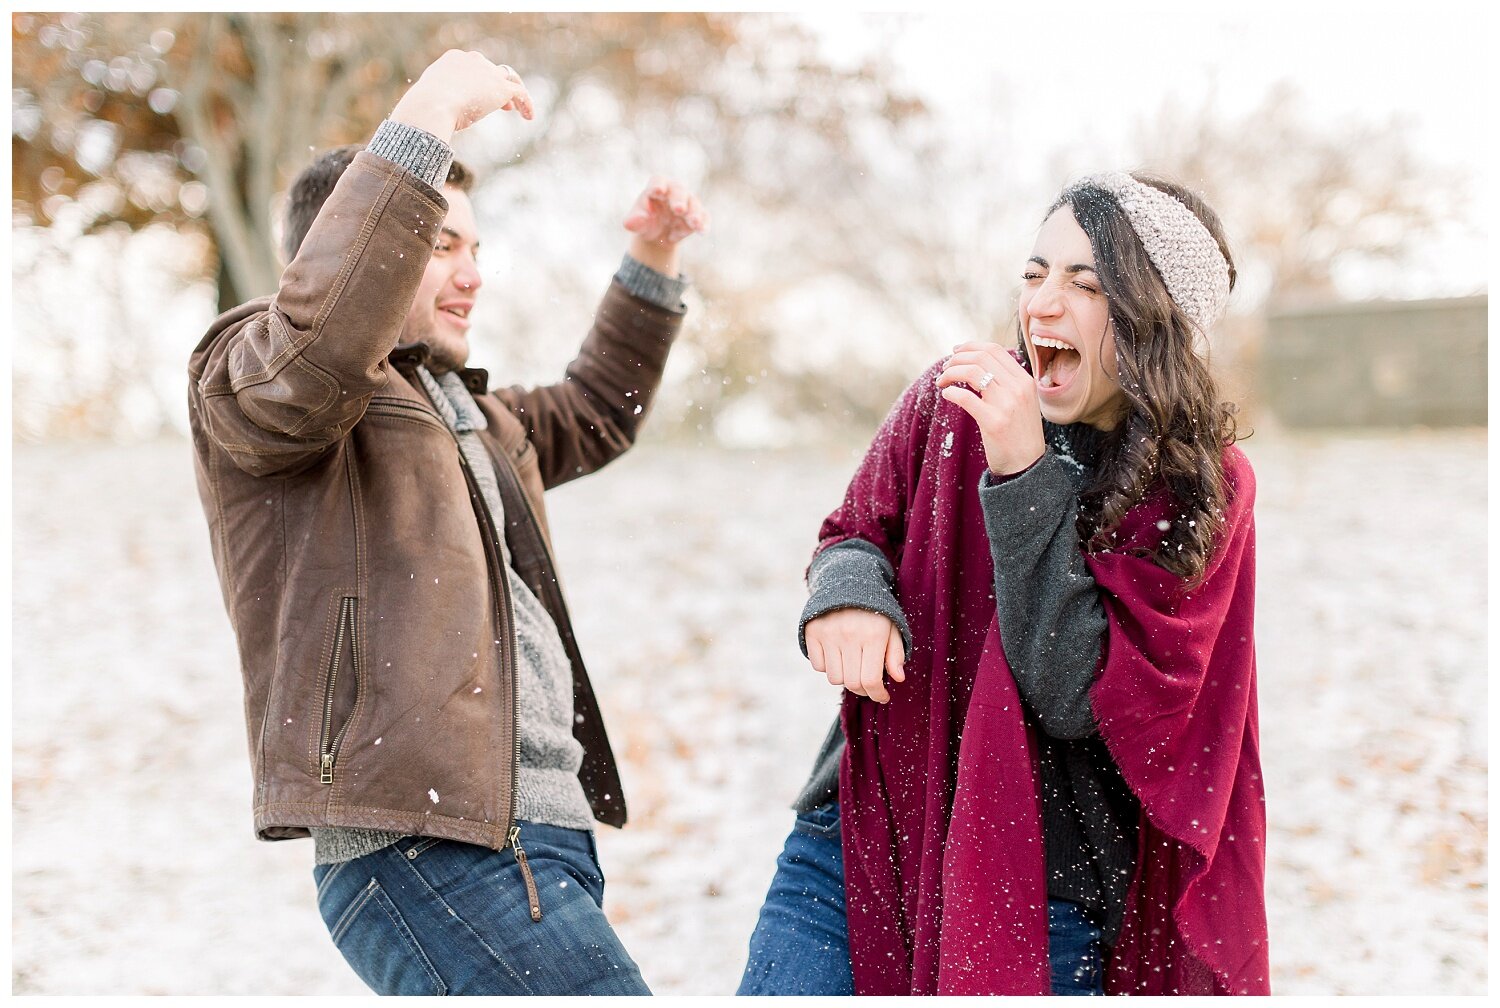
[509,83,534,120]
[623,191,651,231]
[625,180,707,247]
[685,194,707,232]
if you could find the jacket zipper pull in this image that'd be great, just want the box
[320,753,334,785]
[509,826,543,923]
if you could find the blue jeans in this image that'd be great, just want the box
[737,802,1106,996]
[737,801,854,995]
[312,823,649,995]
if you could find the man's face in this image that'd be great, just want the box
[400,186,482,372]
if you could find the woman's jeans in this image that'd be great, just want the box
[312,822,649,995]
[737,802,1106,996]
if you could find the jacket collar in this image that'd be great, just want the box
[389,340,489,394]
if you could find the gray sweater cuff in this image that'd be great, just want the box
[798,539,913,657]
[979,451,1080,544]
[614,254,689,312]
[368,119,454,191]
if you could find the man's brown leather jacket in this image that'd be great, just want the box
[188,152,683,850]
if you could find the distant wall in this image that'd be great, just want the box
[1260,296,1487,428]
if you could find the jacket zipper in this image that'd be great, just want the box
[319,596,360,784]
[406,376,523,843]
[509,825,544,922]
[403,375,545,922]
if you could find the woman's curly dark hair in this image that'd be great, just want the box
[1043,173,1243,584]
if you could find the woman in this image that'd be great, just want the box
[738,172,1268,996]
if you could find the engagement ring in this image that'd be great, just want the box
[976,371,995,391]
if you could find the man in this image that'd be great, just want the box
[188,51,707,995]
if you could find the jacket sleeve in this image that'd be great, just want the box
[190,152,447,477]
[490,280,685,490]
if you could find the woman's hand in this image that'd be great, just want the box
[805,607,905,704]
[936,342,1046,476]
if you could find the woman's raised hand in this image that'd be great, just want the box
[936,342,1046,476]
[805,608,905,704]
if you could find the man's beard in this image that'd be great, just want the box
[401,307,470,374]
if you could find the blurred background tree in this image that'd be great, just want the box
[12,11,939,440]
[10,12,1480,443]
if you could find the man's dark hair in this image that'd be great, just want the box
[281,144,474,262]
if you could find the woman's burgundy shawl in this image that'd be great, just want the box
[824,362,1268,995]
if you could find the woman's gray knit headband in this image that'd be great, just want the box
[1067,171,1231,333]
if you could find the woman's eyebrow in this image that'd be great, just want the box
[1028,256,1096,274]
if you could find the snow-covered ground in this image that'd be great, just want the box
[11,428,1487,995]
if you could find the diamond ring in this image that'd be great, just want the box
[976,371,995,391]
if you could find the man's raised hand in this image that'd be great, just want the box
[623,177,709,277]
[390,50,534,143]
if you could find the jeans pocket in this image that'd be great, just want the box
[324,877,448,996]
[401,836,444,861]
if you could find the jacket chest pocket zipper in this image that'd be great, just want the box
[319,596,360,784]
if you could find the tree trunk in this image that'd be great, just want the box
[215,241,243,314]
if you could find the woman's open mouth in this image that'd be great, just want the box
[1032,335,1081,392]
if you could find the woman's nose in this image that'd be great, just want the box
[1027,285,1063,318]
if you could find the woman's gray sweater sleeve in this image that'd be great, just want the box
[797,538,913,657]
[980,451,1107,739]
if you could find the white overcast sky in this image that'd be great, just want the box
[798,3,1488,166]
[796,2,1491,295]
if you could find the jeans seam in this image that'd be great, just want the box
[329,878,379,946]
[350,879,447,995]
[400,853,532,990]
[316,858,351,904]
